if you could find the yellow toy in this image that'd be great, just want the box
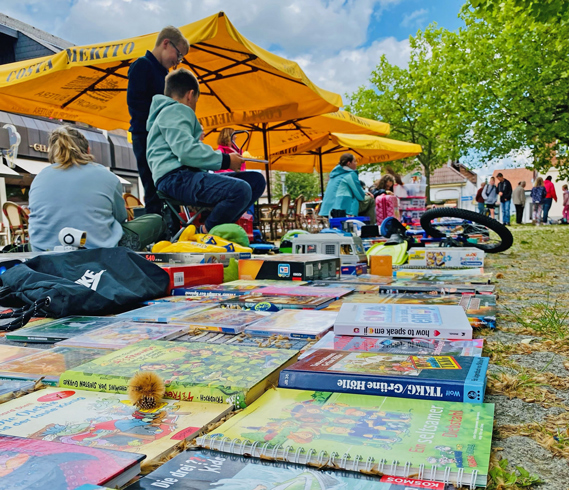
[151,225,252,253]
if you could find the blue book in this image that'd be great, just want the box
[279,349,488,403]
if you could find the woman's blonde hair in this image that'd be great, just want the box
[217,128,235,147]
[48,126,94,169]
[534,176,544,187]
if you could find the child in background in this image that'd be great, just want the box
[530,177,547,225]
[215,128,245,173]
[563,184,569,222]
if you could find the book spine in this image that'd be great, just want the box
[333,323,472,340]
[59,371,245,407]
[279,370,484,403]
[245,328,319,340]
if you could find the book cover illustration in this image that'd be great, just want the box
[0,344,41,364]
[0,346,109,385]
[199,389,494,487]
[0,388,231,462]
[57,323,188,349]
[0,379,37,404]
[301,332,484,359]
[0,434,144,489]
[258,286,355,298]
[314,275,393,285]
[311,281,381,293]
[145,295,227,305]
[175,330,310,351]
[225,279,309,286]
[244,310,338,340]
[379,281,495,295]
[117,302,215,323]
[181,307,268,334]
[60,340,299,408]
[280,350,488,403]
[221,294,334,311]
[5,316,125,343]
[127,448,436,489]
[395,273,492,284]
[171,284,263,298]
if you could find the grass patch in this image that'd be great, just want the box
[508,298,569,340]
[487,459,543,489]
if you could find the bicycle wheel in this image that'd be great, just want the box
[420,207,514,253]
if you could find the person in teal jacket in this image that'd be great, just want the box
[319,153,366,217]
[146,68,266,232]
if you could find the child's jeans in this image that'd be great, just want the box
[564,205,569,221]
[533,203,543,223]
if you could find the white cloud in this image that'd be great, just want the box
[400,8,428,29]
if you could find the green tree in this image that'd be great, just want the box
[272,171,321,201]
[470,0,569,22]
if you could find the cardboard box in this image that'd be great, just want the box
[407,248,485,268]
[139,252,250,265]
[239,254,340,281]
[341,263,367,276]
[158,263,224,290]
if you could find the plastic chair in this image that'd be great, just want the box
[288,194,306,230]
[2,201,29,245]
[123,193,144,221]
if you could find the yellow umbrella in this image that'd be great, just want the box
[0,12,341,131]
[268,132,422,195]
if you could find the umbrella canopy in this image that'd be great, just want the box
[0,12,341,131]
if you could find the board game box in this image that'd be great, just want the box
[239,254,341,281]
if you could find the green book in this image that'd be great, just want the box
[199,388,494,487]
[60,340,299,408]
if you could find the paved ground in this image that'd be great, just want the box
[482,225,569,489]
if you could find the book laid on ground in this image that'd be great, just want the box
[171,284,263,298]
[258,285,355,298]
[334,304,473,339]
[0,346,109,385]
[0,388,231,463]
[179,307,268,334]
[324,293,497,329]
[0,344,41,363]
[198,388,494,487]
[221,293,334,311]
[144,295,227,305]
[225,279,309,286]
[279,349,488,403]
[175,330,310,351]
[57,322,188,349]
[379,281,495,296]
[243,309,338,340]
[125,448,454,489]
[59,340,299,408]
[395,270,492,282]
[5,316,125,343]
[0,379,37,403]
[117,302,215,323]
[0,434,145,489]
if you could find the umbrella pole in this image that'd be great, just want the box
[319,148,324,198]
[262,123,271,203]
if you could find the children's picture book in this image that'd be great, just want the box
[325,293,497,329]
[180,307,268,334]
[198,388,494,487]
[244,310,338,340]
[175,330,310,351]
[313,275,393,285]
[221,293,334,311]
[171,284,263,298]
[395,272,493,284]
[57,322,188,349]
[280,349,488,403]
[117,302,215,323]
[334,304,472,339]
[5,316,125,343]
[0,379,37,404]
[0,434,145,489]
[225,279,309,286]
[0,346,109,385]
[60,340,299,408]
[379,281,495,296]
[302,332,484,359]
[0,388,232,463]
[144,295,226,305]
[0,344,42,364]
[127,449,451,489]
[258,285,355,298]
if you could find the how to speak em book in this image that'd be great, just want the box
[125,448,453,489]
[59,340,299,408]
[0,434,145,489]
[301,332,483,359]
[333,304,472,339]
[198,389,494,488]
[279,350,488,403]
[243,309,338,340]
[0,388,232,463]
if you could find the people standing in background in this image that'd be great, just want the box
[475,182,486,214]
[563,184,569,223]
[512,181,526,225]
[530,177,547,225]
[542,176,557,224]
[482,177,498,219]
[496,172,512,225]
[127,26,190,215]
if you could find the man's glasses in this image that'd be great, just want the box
[170,41,184,63]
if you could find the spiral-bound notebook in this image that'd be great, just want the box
[198,389,493,488]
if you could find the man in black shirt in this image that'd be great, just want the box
[496,172,512,225]
[127,26,189,214]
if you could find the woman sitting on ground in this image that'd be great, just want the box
[29,125,167,252]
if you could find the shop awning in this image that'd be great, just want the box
[13,158,49,175]
[0,162,21,177]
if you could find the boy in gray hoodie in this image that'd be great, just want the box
[146,69,266,232]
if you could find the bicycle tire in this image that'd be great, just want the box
[420,207,514,253]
